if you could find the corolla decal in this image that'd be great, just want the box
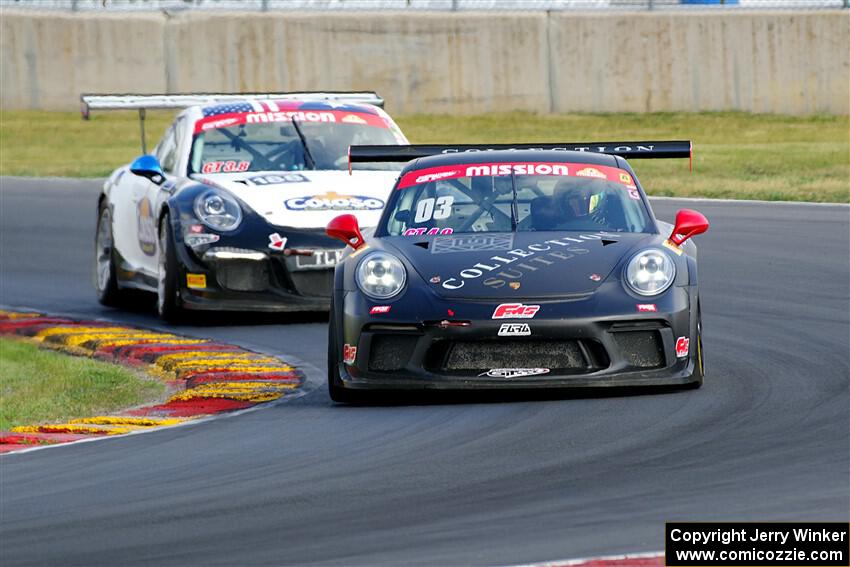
[284,191,385,211]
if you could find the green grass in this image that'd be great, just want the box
[1,110,847,202]
[0,338,166,431]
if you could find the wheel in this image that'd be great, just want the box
[327,298,361,404]
[156,215,184,322]
[685,302,704,389]
[94,203,124,306]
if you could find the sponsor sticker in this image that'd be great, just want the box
[397,162,639,190]
[186,273,207,289]
[249,173,309,185]
[343,343,357,365]
[676,336,690,358]
[189,224,205,233]
[268,233,287,251]
[430,275,441,284]
[576,167,608,179]
[431,234,514,254]
[589,273,602,282]
[509,282,521,290]
[498,323,531,337]
[201,160,251,174]
[370,305,391,315]
[193,108,390,134]
[637,303,658,312]
[285,191,384,211]
[403,227,454,236]
[479,368,550,379]
[136,197,157,257]
[415,170,459,184]
[663,239,684,256]
[492,303,540,319]
[295,249,344,270]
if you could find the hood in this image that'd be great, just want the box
[193,170,399,229]
[384,231,657,299]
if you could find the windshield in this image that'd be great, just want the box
[382,162,652,236]
[190,116,403,174]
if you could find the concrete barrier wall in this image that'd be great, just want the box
[1,9,847,115]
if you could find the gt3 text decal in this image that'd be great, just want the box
[343,343,357,365]
[479,368,550,379]
[285,192,384,211]
[492,303,540,319]
[403,227,454,236]
[676,337,690,358]
[637,304,658,312]
[397,162,639,190]
[201,160,250,174]
[186,273,207,289]
[498,323,531,337]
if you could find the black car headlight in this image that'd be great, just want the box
[357,252,406,299]
[193,190,242,232]
[624,248,676,296]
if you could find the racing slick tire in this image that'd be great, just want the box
[156,214,185,322]
[94,203,124,306]
[328,299,364,404]
[685,302,705,389]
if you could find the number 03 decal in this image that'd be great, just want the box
[414,196,454,223]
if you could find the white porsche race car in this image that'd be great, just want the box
[88,92,407,320]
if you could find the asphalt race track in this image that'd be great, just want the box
[1,177,848,566]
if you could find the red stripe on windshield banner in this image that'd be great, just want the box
[193,110,390,134]
[396,162,638,190]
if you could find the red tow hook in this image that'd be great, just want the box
[283,248,314,257]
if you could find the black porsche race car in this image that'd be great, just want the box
[325,142,709,402]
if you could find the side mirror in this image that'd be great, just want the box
[669,209,709,246]
[326,214,366,251]
[130,155,165,185]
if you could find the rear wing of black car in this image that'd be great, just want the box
[349,141,693,172]
[80,91,385,153]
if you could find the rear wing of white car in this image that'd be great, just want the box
[80,91,385,152]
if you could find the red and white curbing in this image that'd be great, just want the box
[511,552,664,567]
[0,310,303,453]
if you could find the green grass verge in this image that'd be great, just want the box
[0,337,166,431]
[1,110,847,202]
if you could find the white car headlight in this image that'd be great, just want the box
[624,249,676,296]
[357,252,406,299]
[194,190,242,232]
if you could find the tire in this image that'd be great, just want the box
[94,203,124,306]
[327,298,361,404]
[686,302,705,389]
[156,214,184,322]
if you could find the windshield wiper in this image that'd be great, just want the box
[290,117,316,170]
[509,170,518,231]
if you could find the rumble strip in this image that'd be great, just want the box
[0,310,302,454]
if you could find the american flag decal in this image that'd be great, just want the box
[202,102,257,117]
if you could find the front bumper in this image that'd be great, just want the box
[176,236,343,313]
[336,282,700,389]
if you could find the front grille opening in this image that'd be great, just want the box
[368,334,419,372]
[215,261,269,292]
[611,330,665,369]
[438,340,588,374]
